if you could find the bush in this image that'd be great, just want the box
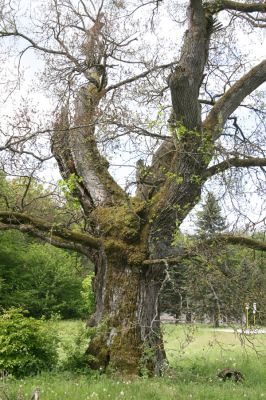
[80,273,95,317]
[60,325,95,373]
[0,308,58,377]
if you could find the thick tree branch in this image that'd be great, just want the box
[0,222,90,256]
[52,107,96,214]
[203,60,266,139]
[205,157,266,178]
[168,0,210,130]
[208,234,266,252]
[52,87,127,213]
[50,18,127,210]
[143,252,196,266]
[71,87,127,206]
[209,1,266,13]
[0,211,102,250]
[148,0,216,257]
[143,234,266,265]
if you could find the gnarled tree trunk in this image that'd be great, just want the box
[87,246,166,375]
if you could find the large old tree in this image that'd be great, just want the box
[0,0,266,375]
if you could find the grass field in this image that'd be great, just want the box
[1,321,266,400]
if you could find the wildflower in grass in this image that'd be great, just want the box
[120,391,125,396]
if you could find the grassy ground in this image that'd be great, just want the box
[1,321,266,400]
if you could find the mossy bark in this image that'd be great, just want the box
[87,245,166,376]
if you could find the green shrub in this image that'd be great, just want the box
[80,273,95,317]
[0,308,58,377]
[60,325,96,373]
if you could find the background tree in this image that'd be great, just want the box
[196,192,227,239]
[159,262,187,321]
[185,243,266,326]
[160,236,266,327]
[0,230,94,319]
[0,0,266,376]
[195,192,227,326]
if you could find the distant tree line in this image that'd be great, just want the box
[160,193,266,326]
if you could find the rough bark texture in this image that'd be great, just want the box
[88,247,166,375]
[203,60,266,140]
[81,197,167,375]
[212,1,266,13]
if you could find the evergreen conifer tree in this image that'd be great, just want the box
[196,192,227,238]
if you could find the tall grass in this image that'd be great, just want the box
[1,321,266,400]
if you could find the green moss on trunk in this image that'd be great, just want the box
[87,251,166,376]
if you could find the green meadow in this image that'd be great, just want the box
[1,321,266,400]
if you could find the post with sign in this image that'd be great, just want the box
[253,303,257,326]
[245,303,250,330]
